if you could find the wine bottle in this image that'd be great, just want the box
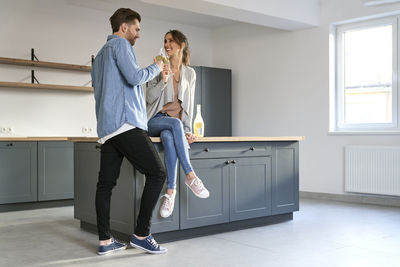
[193,104,205,137]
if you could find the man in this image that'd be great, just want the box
[92,8,167,255]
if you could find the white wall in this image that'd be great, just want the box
[0,0,214,137]
[212,0,400,195]
[2,0,400,196]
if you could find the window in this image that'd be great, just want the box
[333,16,399,132]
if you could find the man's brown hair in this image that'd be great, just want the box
[110,8,141,33]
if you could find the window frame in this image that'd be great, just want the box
[333,16,399,132]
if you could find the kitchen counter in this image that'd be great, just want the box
[0,137,71,141]
[1,136,303,215]
[72,136,303,242]
[0,136,305,142]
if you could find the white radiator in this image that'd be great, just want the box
[345,146,400,196]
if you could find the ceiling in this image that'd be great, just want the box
[66,0,321,30]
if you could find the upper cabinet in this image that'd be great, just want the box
[193,66,232,137]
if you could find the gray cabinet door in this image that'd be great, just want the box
[135,143,180,234]
[229,156,272,221]
[109,158,135,234]
[179,158,229,229]
[0,142,37,204]
[74,143,135,234]
[272,143,299,215]
[192,66,232,137]
[74,143,101,224]
[192,66,202,112]
[38,142,73,201]
[201,67,231,137]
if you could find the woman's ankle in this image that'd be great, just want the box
[186,171,196,180]
[166,189,176,196]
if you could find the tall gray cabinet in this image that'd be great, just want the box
[192,66,232,137]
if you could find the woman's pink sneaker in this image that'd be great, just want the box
[185,177,210,198]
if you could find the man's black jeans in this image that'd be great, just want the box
[95,128,166,240]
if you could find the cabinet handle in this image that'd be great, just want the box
[250,146,255,151]
[7,143,13,147]
[204,148,209,152]
[95,145,101,149]
[231,160,236,164]
[225,160,230,165]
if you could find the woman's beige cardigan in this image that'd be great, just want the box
[146,65,196,133]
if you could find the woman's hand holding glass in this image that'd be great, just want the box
[153,57,164,73]
[155,47,170,84]
[161,63,170,84]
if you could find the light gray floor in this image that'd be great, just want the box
[1,198,399,267]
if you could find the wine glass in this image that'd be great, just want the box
[159,47,167,58]
[158,47,170,79]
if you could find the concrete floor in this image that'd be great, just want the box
[1,198,399,267]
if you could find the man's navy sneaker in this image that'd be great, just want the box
[130,234,167,254]
[98,238,127,255]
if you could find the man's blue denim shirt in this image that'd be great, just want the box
[92,35,160,138]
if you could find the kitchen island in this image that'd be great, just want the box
[71,136,304,242]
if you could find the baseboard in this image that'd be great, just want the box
[300,191,400,207]
[0,199,73,212]
[81,213,293,243]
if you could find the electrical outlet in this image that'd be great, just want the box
[0,127,13,134]
[82,127,94,134]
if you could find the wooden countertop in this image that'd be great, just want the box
[0,137,71,141]
[0,136,305,142]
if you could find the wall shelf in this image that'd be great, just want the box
[0,81,93,92]
[0,49,93,93]
[0,57,91,72]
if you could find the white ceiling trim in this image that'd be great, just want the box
[363,0,400,6]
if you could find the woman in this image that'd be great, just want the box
[146,30,210,218]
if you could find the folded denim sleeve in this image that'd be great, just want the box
[115,39,160,86]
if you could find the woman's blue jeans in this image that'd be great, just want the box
[148,113,193,189]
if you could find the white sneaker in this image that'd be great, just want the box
[160,194,175,218]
